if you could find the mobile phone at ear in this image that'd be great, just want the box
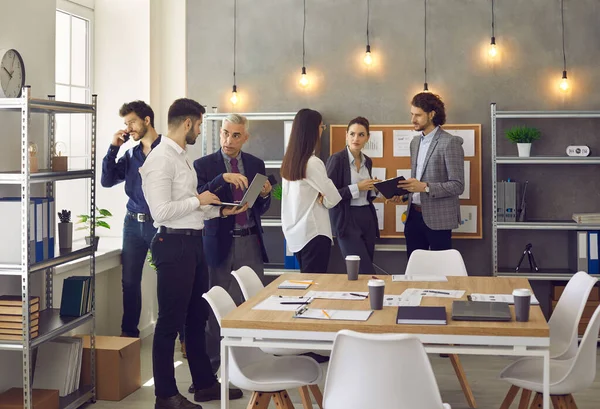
[122,133,130,142]
[268,174,278,185]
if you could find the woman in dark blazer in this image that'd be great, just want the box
[326,117,379,275]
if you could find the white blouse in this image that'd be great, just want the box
[282,155,342,253]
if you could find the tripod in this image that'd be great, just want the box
[515,243,539,272]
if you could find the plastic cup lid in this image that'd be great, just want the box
[368,279,385,287]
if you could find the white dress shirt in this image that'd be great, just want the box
[346,147,371,207]
[282,155,342,253]
[412,126,438,205]
[139,136,220,229]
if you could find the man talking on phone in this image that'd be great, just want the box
[101,100,161,339]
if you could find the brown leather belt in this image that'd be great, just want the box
[411,204,423,213]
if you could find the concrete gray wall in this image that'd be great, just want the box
[187,0,600,276]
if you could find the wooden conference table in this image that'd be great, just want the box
[220,274,551,409]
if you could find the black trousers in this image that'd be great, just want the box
[337,206,377,275]
[404,205,452,260]
[295,235,331,273]
[151,232,216,398]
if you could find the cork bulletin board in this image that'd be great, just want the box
[329,124,482,239]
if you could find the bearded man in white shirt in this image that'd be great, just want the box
[140,98,245,409]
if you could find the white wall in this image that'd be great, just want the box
[0,0,56,393]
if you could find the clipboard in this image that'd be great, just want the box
[294,306,373,321]
[374,176,409,199]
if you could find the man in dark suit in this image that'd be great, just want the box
[192,113,272,377]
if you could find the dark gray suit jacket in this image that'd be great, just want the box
[406,127,465,230]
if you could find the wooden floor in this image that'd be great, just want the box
[87,336,600,409]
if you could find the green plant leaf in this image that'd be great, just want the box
[96,220,111,229]
[272,184,283,200]
[504,126,541,144]
[98,208,112,217]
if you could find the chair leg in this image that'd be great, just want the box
[246,391,272,409]
[449,354,477,408]
[500,385,520,409]
[566,394,578,409]
[529,393,542,409]
[273,391,295,409]
[551,395,567,409]
[518,389,532,409]
[298,386,313,409]
[308,384,323,409]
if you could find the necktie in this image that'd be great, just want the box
[229,158,248,226]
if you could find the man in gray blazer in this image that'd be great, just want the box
[396,92,464,258]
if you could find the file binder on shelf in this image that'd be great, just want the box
[588,231,599,274]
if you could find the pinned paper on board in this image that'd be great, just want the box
[454,205,477,233]
[446,129,475,157]
[395,205,408,232]
[371,167,387,182]
[373,202,384,230]
[459,161,471,200]
[396,169,412,180]
[363,131,383,158]
[392,130,416,157]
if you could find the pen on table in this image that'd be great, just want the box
[278,295,303,298]
[349,293,368,298]
[322,309,331,319]
[424,290,451,295]
[280,302,311,305]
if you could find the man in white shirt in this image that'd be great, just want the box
[140,98,246,409]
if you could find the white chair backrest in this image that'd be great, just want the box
[555,303,600,392]
[405,249,468,276]
[202,286,267,372]
[323,330,448,409]
[549,271,598,359]
[231,266,264,301]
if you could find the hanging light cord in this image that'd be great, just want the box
[302,0,306,67]
[561,0,567,71]
[366,0,370,46]
[424,0,427,85]
[233,0,237,86]
[491,0,495,37]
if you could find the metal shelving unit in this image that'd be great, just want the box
[0,87,97,409]
[491,103,600,279]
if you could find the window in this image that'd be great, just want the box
[55,1,93,240]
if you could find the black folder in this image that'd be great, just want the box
[396,306,447,325]
[374,176,409,199]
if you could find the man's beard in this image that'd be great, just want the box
[132,123,148,141]
[185,128,198,145]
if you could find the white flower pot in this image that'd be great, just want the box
[517,143,532,157]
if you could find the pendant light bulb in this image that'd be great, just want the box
[299,66,309,87]
[488,37,497,58]
[230,85,238,105]
[559,70,569,92]
[363,45,373,66]
[423,82,429,92]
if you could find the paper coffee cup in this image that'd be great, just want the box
[368,279,385,310]
[345,255,360,280]
[512,288,532,322]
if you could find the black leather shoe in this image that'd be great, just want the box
[155,393,202,409]
[188,384,195,394]
[193,382,243,402]
[301,352,330,363]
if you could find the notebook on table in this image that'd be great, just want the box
[452,300,512,321]
[396,306,447,325]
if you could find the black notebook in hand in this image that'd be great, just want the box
[374,176,409,199]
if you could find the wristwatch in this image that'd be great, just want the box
[219,207,228,218]
[424,183,430,194]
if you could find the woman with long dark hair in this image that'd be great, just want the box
[281,108,341,273]
[326,116,379,275]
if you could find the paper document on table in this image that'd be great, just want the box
[304,291,368,300]
[294,308,373,321]
[278,280,313,289]
[401,288,465,298]
[392,275,448,282]
[383,294,423,307]
[252,295,314,311]
[469,293,539,305]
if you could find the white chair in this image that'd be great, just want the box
[231,266,315,357]
[405,249,476,408]
[322,330,451,409]
[405,249,468,276]
[547,271,598,359]
[203,286,323,409]
[499,303,600,409]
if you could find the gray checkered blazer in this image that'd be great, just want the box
[406,127,465,230]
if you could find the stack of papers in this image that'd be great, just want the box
[33,337,83,396]
[304,291,368,300]
[572,213,600,223]
[392,275,448,282]
[469,293,539,305]
[400,288,465,299]
[294,308,373,321]
[278,280,313,289]
[252,295,314,311]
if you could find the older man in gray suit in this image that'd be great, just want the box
[396,92,464,259]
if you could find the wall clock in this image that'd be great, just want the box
[0,48,26,98]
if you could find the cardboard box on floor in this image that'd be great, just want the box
[0,388,59,409]
[77,335,141,401]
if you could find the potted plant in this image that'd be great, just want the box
[57,209,73,252]
[504,126,541,157]
[76,207,112,251]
